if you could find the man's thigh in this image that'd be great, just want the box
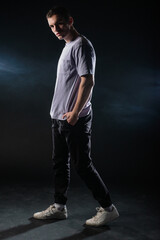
[51,119,69,162]
[63,112,93,166]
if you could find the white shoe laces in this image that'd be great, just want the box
[91,207,105,221]
[42,205,55,216]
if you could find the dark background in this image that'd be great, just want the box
[0,0,159,186]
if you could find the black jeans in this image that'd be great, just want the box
[51,111,112,208]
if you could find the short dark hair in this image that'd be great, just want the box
[46,6,71,22]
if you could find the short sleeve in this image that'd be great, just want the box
[73,43,96,77]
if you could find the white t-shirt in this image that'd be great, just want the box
[50,35,96,120]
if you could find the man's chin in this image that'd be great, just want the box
[57,35,64,40]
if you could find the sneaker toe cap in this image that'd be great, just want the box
[33,212,42,219]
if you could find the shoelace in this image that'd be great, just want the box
[42,205,55,215]
[48,205,64,213]
[91,207,104,220]
[49,205,56,213]
[96,207,104,212]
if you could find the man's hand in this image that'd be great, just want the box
[62,111,79,126]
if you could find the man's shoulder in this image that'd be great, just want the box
[72,35,94,51]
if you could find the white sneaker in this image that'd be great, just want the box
[33,204,68,220]
[85,205,119,227]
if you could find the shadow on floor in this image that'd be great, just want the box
[58,225,110,240]
[0,218,57,240]
[0,218,110,240]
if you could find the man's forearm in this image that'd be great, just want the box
[62,75,94,125]
[72,75,94,116]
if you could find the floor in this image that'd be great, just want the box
[0,180,159,240]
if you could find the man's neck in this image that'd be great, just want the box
[64,28,80,43]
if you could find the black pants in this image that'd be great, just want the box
[51,111,112,208]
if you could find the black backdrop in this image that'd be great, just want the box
[0,1,159,185]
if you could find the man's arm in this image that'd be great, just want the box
[62,74,94,125]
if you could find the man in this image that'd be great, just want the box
[33,6,119,227]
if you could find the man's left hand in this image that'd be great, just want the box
[62,111,79,126]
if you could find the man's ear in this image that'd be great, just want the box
[68,16,74,26]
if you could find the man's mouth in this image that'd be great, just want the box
[56,32,61,37]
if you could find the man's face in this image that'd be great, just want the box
[47,14,71,40]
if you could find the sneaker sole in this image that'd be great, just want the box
[85,213,119,227]
[33,213,68,220]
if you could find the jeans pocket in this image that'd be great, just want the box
[51,119,55,128]
[65,120,74,127]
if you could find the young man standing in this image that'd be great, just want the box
[33,6,119,227]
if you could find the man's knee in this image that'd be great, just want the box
[75,161,95,176]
